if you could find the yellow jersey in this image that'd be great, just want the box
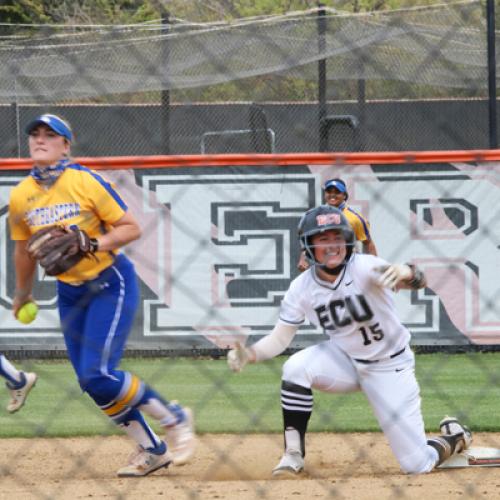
[341,204,372,243]
[9,163,127,283]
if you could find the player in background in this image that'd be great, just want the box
[9,114,195,477]
[0,354,37,413]
[228,204,471,476]
[298,178,377,271]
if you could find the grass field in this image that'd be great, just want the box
[0,352,498,438]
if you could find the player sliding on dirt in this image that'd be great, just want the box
[228,204,471,476]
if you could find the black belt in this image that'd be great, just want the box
[354,347,406,364]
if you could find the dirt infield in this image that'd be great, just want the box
[1,433,498,499]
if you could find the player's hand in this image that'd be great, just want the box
[12,292,33,318]
[227,342,250,373]
[376,264,412,289]
[297,253,309,272]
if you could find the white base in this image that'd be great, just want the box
[438,447,500,468]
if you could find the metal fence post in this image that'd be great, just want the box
[486,0,497,148]
[354,2,365,152]
[160,9,171,154]
[317,3,327,152]
[11,101,20,158]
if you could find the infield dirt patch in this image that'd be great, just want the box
[1,432,499,499]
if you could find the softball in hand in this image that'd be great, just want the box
[17,302,38,324]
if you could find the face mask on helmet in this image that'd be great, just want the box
[298,205,355,274]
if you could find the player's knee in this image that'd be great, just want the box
[80,374,119,404]
[401,462,428,474]
[401,463,433,475]
[282,357,310,388]
[79,374,104,395]
[398,448,435,475]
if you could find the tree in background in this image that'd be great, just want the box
[0,1,453,26]
[0,0,48,24]
[0,0,480,104]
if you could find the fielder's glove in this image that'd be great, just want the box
[227,342,250,373]
[377,264,413,289]
[27,225,99,276]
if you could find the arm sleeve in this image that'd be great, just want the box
[251,322,298,362]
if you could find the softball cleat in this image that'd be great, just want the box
[164,407,196,465]
[6,371,37,413]
[272,450,304,477]
[439,416,472,452]
[117,442,172,477]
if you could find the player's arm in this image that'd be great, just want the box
[377,263,427,291]
[94,211,141,252]
[13,240,37,316]
[227,322,298,372]
[86,170,140,251]
[347,209,377,256]
[362,238,377,256]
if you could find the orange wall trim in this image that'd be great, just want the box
[1,150,500,170]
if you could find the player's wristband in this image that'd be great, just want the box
[406,264,426,289]
[14,288,31,300]
[89,238,99,253]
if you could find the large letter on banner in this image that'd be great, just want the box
[138,172,315,338]
[349,163,500,344]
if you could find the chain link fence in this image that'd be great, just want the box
[0,0,497,157]
[0,2,499,498]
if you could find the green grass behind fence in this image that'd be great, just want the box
[0,353,498,438]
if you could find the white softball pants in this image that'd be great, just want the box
[281,341,438,474]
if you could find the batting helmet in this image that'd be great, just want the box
[298,205,355,270]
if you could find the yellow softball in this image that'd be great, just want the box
[17,302,38,324]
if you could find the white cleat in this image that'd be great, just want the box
[439,416,472,453]
[117,443,172,477]
[272,450,304,477]
[165,407,196,465]
[6,372,37,413]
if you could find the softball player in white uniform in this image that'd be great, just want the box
[228,205,471,476]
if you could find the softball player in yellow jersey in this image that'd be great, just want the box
[9,114,195,477]
[298,178,377,272]
[323,178,377,256]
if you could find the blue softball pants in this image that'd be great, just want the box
[57,254,139,406]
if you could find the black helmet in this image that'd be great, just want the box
[298,205,355,271]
